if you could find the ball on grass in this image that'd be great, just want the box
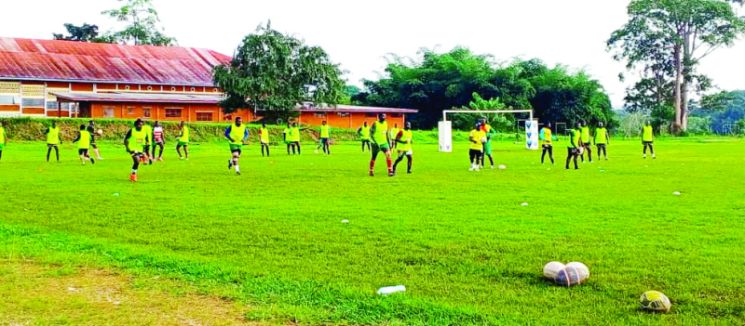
[640,291,671,313]
[543,261,565,280]
[96,129,103,136]
[498,164,507,170]
[554,265,583,287]
[565,262,590,282]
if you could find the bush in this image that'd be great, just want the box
[616,112,647,137]
[686,116,712,135]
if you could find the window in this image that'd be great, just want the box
[190,87,196,92]
[103,106,115,118]
[127,106,136,115]
[22,98,44,107]
[124,85,131,91]
[146,85,153,91]
[365,113,376,117]
[143,107,151,118]
[212,88,220,93]
[313,113,326,118]
[0,95,18,105]
[165,108,182,118]
[170,86,177,92]
[337,112,350,117]
[196,112,213,121]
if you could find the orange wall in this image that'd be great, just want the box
[298,112,405,129]
[0,105,19,112]
[89,102,254,123]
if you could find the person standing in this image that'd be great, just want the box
[540,122,554,164]
[259,122,270,157]
[176,121,190,160]
[0,121,6,161]
[317,121,331,155]
[480,119,497,169]
[283,122,300,155]
[151,121,165,161]
[357,121,371,152]
[392,121,414,174]
[389,123,400,150]
[642,121,656,159]
[73,124,95,165]
[124,119,147,182]
[225,117,249,175]
[594,122,610,160]
[45,121,61,162]
[141,121,153,164]
[87,120,104,160]
[565,122,582,170]
[580,121,592,163]
[468,122,486,172]
[369,113,393,177]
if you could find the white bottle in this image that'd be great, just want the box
[377,285,406,296]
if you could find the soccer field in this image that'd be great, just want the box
[1,138,744,324]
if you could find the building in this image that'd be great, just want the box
[0,37,416,127]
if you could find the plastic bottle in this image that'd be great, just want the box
[377,285,406,296]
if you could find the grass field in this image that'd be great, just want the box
[1,137,744,325]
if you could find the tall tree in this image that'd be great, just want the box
[53,23,114,43]
[213,22,345,120]
[101,0,176,46]
[608,0,745,132]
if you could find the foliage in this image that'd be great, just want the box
[608,0,745,132]
[100,0,176,46]
[450,93,511,131]
[357,49,613,129]
[52,23,115,43]
[691,90,745,134]
[686,116,712,134]
[213,22,345,121]
[616,111,648,137]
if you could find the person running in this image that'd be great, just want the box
[565,122,583,170]
[259,122,270,157]
[357,121,371,152]
[176,121,190,160]
[317,120,331,155]
[469,122,486,171]
[392,121,414,175]
[151,121,165,161]
[595,121,610,160]
[124,119,147,182]
[642,121,656,159]
[225,117,249,175]
[480,118,497,169]
[369,113,393,177]
[579,121,592,163]
[87,120,104,160]
[45,121,61,162]
[540,121,554,164]
[0,121,6,161]
[389,123,400,150]
[72,124,95,165]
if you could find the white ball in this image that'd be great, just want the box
[673,191,681,196]
[640,290,671,313]
[543,261,565,280]
[521,202,529,207]
[565,262,590,282]
[481,137,487,143]
[498,164,507,170]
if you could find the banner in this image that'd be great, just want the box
[525,119,539,150]
[438,121,452,152]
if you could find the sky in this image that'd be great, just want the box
[1,0,744,108]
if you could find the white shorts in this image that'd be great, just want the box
[398,150,413,155]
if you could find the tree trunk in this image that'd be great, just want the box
[672,44,683,134]
[681,80,689,131]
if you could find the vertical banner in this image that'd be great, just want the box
[438,120,452,152]
[525,119,539,150]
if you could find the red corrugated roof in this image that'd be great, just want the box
[52,92,224,104]
[0,37,231,87]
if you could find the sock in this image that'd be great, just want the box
[235,165,240,173]
[386,157,392,172]
[131,169,137,174]
[369,160,375,172]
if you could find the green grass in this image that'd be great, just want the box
[0,137,744,325]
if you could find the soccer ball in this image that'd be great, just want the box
[640,291,671,313]
[554,265,583,287]
[481,137,487,144]
[577,147,584,155]
[96,129,103,136]
[543,262,565,280]
[498,164,507,170]
[565,262,590,282]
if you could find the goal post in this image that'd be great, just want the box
[438,109,537,152]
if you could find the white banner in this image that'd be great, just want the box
[438,121,452,152]
[525,119,539,150]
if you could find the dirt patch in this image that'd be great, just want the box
[0,259,255,325]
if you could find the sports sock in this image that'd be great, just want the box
[386,157,392,172]
[369,160,375,172]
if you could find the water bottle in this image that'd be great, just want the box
[377,285,406,296]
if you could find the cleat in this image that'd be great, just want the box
[236,171,241,176]
[369,171,374,177]
[388,172,394,177]
[228,159,233,170]
[129,173,137,182]
[407,170,412,174]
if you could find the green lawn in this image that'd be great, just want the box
[0,137,743,325]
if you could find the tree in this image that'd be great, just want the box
[53,23,114,43]
[101,0,176,46]
[213,22,345,120]
[608,0,745,133]
[450,93,511,131]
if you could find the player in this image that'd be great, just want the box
[642,121,656,159]
[317,121,331,155]
[565,122,583,170]
[392,121,413,174]
[357,121,371,152]
[580,121,592,163]
[176,121,190,160]
[124,119,148,182]
[480,118,497,169]
[540,121,554,164]
[151,121,165,161]
[389,123,400,149]
[141,121,153,164]
[283,122,300,155]
[594,121,609,160]
[72,124,95,165]
[0,121,6,161]
[369,113,393,177]
[87,120,104,160]
[259,122,270,157]
[45,120,61,162]
[225,117,249,175]
[468,122,486,171]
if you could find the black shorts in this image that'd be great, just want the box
[90,142,98,149]
[143,145,151,151]
[567,148,579,155]
[597,144,607,149]
[131,152,144,158]
[78,149,89,155]
[582,143,591,149]
[47,144,59,148]
[643,141,654,145]
[321,138,329,145]
[542,144,552,149]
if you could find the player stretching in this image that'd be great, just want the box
[72,124,95,165]
[317,121,331,155]
[594,122,609,160]
[0,121,6,161]
[540,122,554,164]
[45,121,61,162]
[480,119,497,169]
[259,122,270,157]
[151,121,165,161]
[358,121,371,152]
[565,122,582,170]
[392,122,413,174]
[124,119,147,182]
[642,121,656,159]
[369,113,393,176]
[468,122,486,171]
[176,121,190,160]
[225,117,249,175]
[580,121,592,163]
[87,120,104,160]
